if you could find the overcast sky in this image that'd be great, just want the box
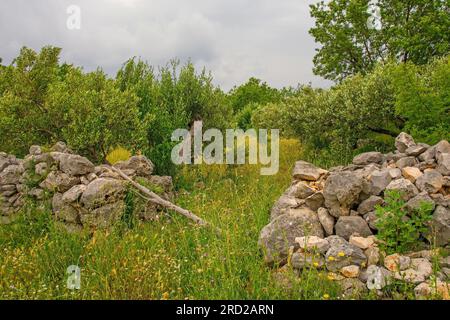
[0,0,332,91]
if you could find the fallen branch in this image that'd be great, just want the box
[110,165,220,233]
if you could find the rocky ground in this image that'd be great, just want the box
[259,132,449,299]
[0,142,173,231]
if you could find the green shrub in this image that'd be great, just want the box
[375,190,434,254]
[391,55,450,144]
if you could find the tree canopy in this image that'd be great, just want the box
[310,0,450,81]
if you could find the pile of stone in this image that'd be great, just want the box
[259,133,449,298]
[0,142,173,230]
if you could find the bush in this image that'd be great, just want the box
[253,56,449,168]
[116,58,233,175]
[0,47,150,162]
[375,190,434,254]
[391,55,450,144]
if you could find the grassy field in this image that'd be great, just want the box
[0,139,343,300]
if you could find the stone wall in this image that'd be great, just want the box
[259,133,449,298]
[0,142,173,231]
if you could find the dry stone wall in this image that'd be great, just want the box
[0,142,173,231]
[259,132,449,298]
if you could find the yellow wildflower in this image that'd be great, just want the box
[338,251,345,257]
[323,294,330,300]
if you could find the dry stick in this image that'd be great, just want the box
[110,165,221,234]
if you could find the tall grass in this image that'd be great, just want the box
[0,139,341,300]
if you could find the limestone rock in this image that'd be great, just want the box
[418,146,436,162]
[415,170,443,193]
[59,154,95,176]
[385,178,419,201]
[80,178,125,209]
[291,252,325,269]
[28,188,45,200]
[62,185,86,203]
[369,169,392,195]
[325,235,348,247]
[80,201,125,229]
[51,141,72,153]
[435,140,450,157]
[292,161,326,181]
[384,253,411,271]
[437,153,450,176]
[428,205,450,246]
[323,171,364,217]
[414,282,432,299]
[34,162,48,176]
[365,246,380,266]
[335,216,372,240]
[295,235,330,254]
[340,265,360,278]
[258,207,324,265]
[405,145,427,156]
[39,171,80,193]
[339,278,368,298]
[115,155,155,178]
[29,145,42,156]
[325,242,367,272]
[305,192,324,211]
[389,168,402,179]
[352,152,384,165]
[270,194,298,220]
[357,195,383,215]
[286,181,315,199]
[148,175,173,193]
[52,193,79,223]
[401,166,422,183]
[317,207,335,236]
[396,156,417,169]
[405,192,435,213]
[349,235,375,249]
[366,265,392,290]
[395,132,416,153]
[0,165,24,185]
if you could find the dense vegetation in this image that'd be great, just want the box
[0,0,449,300]
[253,56,450,167]
[1,140,345,299]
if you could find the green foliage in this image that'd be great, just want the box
[375,190,434,254]
[256,68,397,167]
[235,102,259,130]
[0,46,64,155]
[122,189,137,229]
[116,58,233,174]
[0,140,345,300]
[391,55,450,144]
[310,0,450,81]
[49,68,150,162]
[254,56,449,168]
[228,77,282,114]
[0,47,150,162]
[251,101,291,136]
[0,48,233,171]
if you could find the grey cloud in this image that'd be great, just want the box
[0,0,332,90]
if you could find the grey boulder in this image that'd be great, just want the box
[258,207,324,265]
[335,216,373,240]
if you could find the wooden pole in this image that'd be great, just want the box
[110,165,220,233]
